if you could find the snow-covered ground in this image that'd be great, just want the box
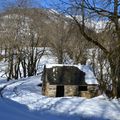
[0,51,120,120]
[0,75,120,120]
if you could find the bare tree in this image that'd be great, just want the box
[48,15,71,64]
[57,0,120,97]
[0,1,47,79]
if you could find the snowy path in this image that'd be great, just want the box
[0,97,116,120]
[0,76,120,120]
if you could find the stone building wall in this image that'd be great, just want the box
[44,82,56,97]
[44,84,79,97]
[64,85,78,96]
[75,85,98,98]
[43,82,98,98]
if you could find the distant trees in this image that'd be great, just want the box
[48,16,71,64]
[0,1,47,80]
[48,13,89,64]
[65,24,90,64]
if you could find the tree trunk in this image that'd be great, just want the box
[108,50,120,98]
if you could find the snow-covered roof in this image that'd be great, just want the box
[46,64,73,68]
[46,64,98,85]
[77,64,98,85]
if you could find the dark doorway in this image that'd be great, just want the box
[78,86,87,91]
[56,86,64,97]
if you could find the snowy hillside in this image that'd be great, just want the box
[0,75,120,120]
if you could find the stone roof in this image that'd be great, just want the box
[44,65,86,85]
[45,64,98,85]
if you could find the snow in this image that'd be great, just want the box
[46,64,98,85]
[49,9,59,15]
[65,15,107,33]
[0,75,120,120]
[0,60,8,77]
[0,49,120,120]
[78,64,98,84]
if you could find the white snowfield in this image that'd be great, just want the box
[0,75,120,120]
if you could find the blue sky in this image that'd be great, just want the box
[38,0,58,7]
[0,0,60,10]
[0,0,117,14]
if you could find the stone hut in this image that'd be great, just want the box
[42,64,98,98]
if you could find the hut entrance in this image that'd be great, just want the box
[78,86,87,91]
[56,86,64,97]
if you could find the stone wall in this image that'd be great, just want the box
[44,82,56,97]
[64,85,78,96]
[43,82,98,98]
[43,84,78,97]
